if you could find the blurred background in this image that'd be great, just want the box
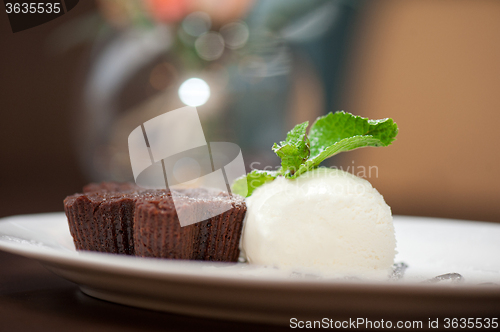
[0,0,499,222]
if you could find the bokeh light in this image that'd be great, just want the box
[220,21,249,49]
[178,78,210,106]
[181,11,211,37]
[195,32,225,61]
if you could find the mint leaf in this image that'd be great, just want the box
[272,121,309,176]
[309,112,397,157]
[231,111,398,195]
[292,111,398,178]
[231,170,278,197]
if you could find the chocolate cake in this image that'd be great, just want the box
[63,183,246,262]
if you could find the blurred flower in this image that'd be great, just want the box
[144,0,189,23]
[190,0,254,25]
[97,0,254,32]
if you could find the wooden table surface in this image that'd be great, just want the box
[0,250,289,332]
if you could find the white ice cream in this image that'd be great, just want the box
[241,168,396,277]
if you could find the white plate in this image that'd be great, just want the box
[0,213,499,324]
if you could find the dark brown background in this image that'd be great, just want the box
[0,1,90,218]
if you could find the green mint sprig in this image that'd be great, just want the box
[272,121,310,176]
[232,111,398,197]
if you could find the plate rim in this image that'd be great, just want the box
[1,212,499,295]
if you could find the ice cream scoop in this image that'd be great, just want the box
[241,168,396,277]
